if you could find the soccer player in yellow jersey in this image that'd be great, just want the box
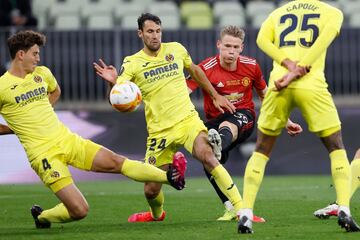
[314,148,360,219]
[237,0,360,233]
[94,13,245,225]
[0,30,187,229]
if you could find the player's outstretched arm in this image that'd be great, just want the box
[186,63,235,114]
[93,59,118,85]
[0,123,13,135]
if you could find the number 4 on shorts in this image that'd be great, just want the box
[42,158,51,170]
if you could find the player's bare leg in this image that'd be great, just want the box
[207,122,265,222]
[128,181,166,222]
[192,131,243,215]
[31,182,88,228]
[91,147,185,189]
[128,152,187,222]
[55,183,89,220]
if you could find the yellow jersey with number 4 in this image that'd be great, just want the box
[257,0,343,89]
[116,42,197,133]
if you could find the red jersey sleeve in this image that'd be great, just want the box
[186,78,199,92]
[254,63,267,91]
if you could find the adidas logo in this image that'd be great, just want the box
[216,82,224,88]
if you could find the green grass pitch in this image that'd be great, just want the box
[1,176,359,240]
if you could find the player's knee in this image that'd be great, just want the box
[192,137,218,167]
[321,131,344,152]
[93,148,126,173]
[201,148,218,169]
[69,202,89,220]
[254,141,271,156]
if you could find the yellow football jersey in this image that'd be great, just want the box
[116,42,197,133]
[0,66,70,161]
[257,0,343,89]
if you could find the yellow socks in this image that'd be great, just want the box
[147,191,165,219]
[350,158,360,198]
[330,149,350,207]
[121,159,167,183]
[38,203,72,223]
[243,152,269,209]
[210,164,242,211]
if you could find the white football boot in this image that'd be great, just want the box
[314,202,339,219]
[208,129,222,161]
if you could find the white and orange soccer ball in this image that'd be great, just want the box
[109,81,142,112]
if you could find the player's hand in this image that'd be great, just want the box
[294,65,311,77]
[286,119,303,137]
[274,65,311,91]
[273,71,298,91]
[213,94,236,114]
[93,59,118,84]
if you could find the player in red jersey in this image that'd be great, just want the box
[187,26,303,222]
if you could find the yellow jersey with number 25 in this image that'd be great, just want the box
[258,0,343,90]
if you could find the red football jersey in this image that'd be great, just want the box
[187,55,267,120]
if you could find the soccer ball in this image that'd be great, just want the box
[109,81,142,112]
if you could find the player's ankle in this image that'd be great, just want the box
[338,206,350,216]
[238,208,253,219]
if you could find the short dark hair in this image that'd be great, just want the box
[7,30,46,59]
[137,13,161,30]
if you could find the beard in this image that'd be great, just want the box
[145,41,161,52]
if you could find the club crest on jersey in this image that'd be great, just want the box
[50,171,60,178]
[165,53,174,62]
[241,77,250,87]
[33,75,43,83]
[148,156,156,165]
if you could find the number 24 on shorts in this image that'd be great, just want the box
[149,138,166,151]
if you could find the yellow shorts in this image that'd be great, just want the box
[30,132,102,192]
[145,112,207,167]
[258,88,341,136]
